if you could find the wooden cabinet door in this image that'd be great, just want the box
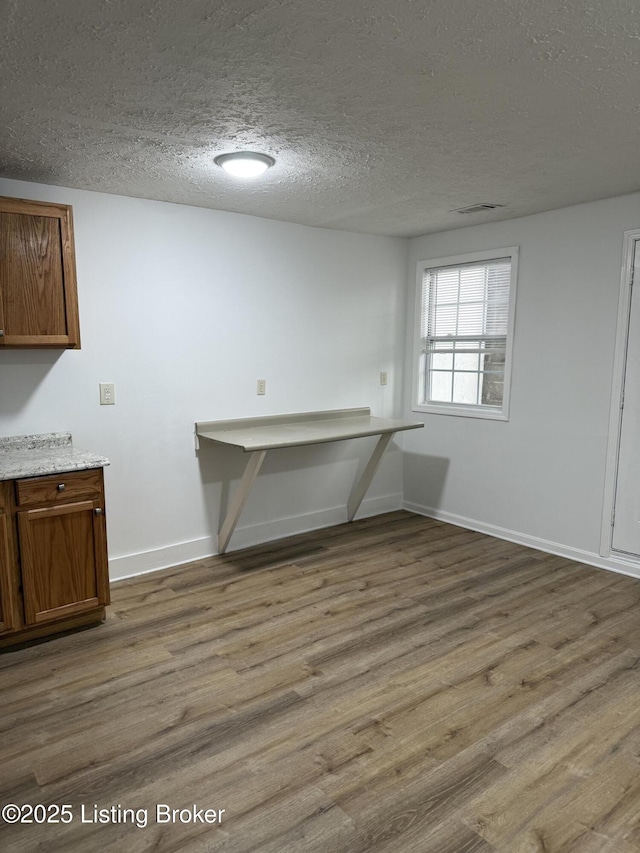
[0,510,19,634]
[0,197,80,348]
[18,499,109,626]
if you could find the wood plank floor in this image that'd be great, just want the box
[2,510,640,852]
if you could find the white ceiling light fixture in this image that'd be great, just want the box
[214,151,275,178]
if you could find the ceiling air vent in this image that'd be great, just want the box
[454,203,504,215]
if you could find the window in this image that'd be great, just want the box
[413,247,518,419]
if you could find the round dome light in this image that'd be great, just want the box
[214,151,275,178]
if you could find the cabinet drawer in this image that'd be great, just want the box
[15,468,103,507]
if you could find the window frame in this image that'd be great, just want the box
[411,246,519,420]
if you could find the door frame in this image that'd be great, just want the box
[600,229,640,561]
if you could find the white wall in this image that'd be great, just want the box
[6,176,636,582]
[403,192,640,571]
[0,178,408,578]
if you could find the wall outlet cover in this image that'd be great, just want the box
[99,382,116,405]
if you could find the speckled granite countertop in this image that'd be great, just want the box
[0,433,109,481]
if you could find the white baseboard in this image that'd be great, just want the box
[109,492,403,582]
[108,536,216,582]
[403,500,640,581]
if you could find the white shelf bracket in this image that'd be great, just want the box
[218,450,267,554]
[347,432,394,521]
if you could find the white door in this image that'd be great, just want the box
[612,238,640,556]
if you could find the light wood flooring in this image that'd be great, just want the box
[3,511,640,852]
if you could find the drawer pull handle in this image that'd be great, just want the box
[57,483,66,491]
[95,508,104,516]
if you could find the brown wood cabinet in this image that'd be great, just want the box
[0,195,81,348]
[0,499,19,634]
[0,468,109,649]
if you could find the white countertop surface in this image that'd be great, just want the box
[0,433,110,481]
[196,407,424,452]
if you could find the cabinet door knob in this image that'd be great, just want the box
[57,483,65,491]
[95,508,104,516]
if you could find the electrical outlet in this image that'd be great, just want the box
[257,379,266,396]
[380,371,388,386]
[99,382,116,405]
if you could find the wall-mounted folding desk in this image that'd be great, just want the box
[196,407,424,554]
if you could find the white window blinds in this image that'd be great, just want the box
[421,259,511,341]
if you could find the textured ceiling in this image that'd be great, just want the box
[1,0,639,237]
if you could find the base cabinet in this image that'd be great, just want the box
[0,508,19,633]
[0,468,109,649]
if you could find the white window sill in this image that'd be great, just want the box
[411,402,509,421]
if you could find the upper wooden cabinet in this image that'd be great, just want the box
[0,195,81,348]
